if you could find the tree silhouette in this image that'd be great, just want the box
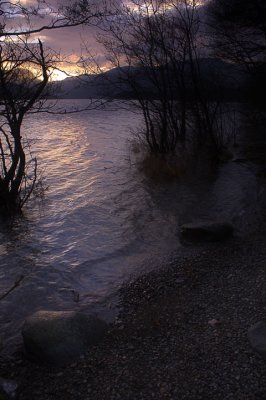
[96,0,220,155]
[0,0,103,37]
[0,0,108,214]
[208,0,266,68]
[0,38,58,214]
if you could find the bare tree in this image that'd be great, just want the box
[0,0,105,37]
[94,0,220,156]
[208,0,266,68]
[0,1,112,215]
[0,37,59,214]
[207,0,266,107]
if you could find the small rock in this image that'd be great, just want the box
[208,319,221,327]
[0,378,18,399]
[248,320,266,359]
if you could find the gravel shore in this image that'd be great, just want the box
[1,234,266,400]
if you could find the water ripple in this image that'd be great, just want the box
[0,100,264,354]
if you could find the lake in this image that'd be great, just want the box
[0,100,264,355]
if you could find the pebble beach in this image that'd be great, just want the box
[1,232,265,400]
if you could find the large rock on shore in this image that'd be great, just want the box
[248,320,266,359]
[22,310,108,366]
[0,377,18,399]
[180,221,233,242]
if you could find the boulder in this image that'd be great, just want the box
[22,310,108,366]
[248,320,266,359]
[0,378,18,399]
[180,221,233,242]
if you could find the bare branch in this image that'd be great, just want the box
[0,275,24,301]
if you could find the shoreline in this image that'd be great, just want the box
[1,233,265,399]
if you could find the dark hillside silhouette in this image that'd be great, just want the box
[56,58,246,101]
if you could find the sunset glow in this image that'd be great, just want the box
[50,69,70,81]
[126,0,205,14]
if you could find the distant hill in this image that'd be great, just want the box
[52,59,247,100]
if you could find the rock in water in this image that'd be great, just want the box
[22,310,108,366]
[180,221,233,242]
[248,320,266,359]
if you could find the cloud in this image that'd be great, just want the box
[1,0,210,78]
[1,0,108,73]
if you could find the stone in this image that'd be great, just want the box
[0,378,18,399]
[208,319,221,327]
[180,221,233,242]
[248,320,266,359]
[22,310,108,366]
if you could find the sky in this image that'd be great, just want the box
[32,24,101,80]
[1,0,109,79]
[1,0,208,80]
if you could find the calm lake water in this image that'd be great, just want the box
[0,100,265,354]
